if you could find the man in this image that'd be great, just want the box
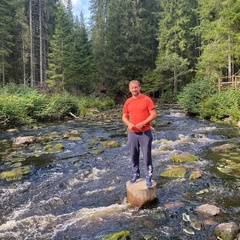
[122,80,157,188]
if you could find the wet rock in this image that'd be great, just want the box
[0,166,30,181]
[12,136,36,146]
[182,212,191,222]
[196,188,209,195]
[44,143,65,152]
[69,129,82,136]
[54,143,65,151]
[102,230,130,240]
[37,135,54,143]
[190,218,203,230]
[183,227,195,235]
[189,170,202,179]
[217,160,240,178]
[62,130,82,140]
[158,121,171,127]
[195,204,221,216]
[143,220,155,229]
[215,222,239,240]
[101,140,119,148]
[203,219,217,226]
[212,144,234,153]
[126,178,157,207]
[171,152,196,162]
[62,132,70,139]
[164,202,185,209]
[160,167,188,178]
[90,149,104,155]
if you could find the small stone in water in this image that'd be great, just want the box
[182,213,190,222]
[190,220,202,230]
[183,227,195,235]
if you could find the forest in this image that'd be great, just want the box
[0,0,240,129]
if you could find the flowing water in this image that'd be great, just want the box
[0,108,240,240]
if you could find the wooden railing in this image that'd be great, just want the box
[218,71,240,92]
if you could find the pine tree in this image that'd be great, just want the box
[90,0,160,96]
[47,2,68,90]
[155,0,198,95]
[0,0,14,85]
[197,0,240,79]
[11,0,29,85]
[65,12,95,94]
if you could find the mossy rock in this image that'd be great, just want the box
[91,149,104,155]
[215,222,239,240]
[0,166,30,181]
[189,170,202,180]
[172,152,196,162]
[211,144,234,153]
[44,143,65,152]
[160,167,188,178]
[217,161,240,178]
[101,140,119,148]
[86,138,100,147]
[68,136,82,140]
[44,144,53,151]
[54,143,65,151]
[102,230,130,240]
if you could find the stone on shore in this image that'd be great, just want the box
[126,178,157,207]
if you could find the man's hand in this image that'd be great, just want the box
[127,123,135,130]
[135,122,144,130]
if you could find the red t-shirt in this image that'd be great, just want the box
[123,94,155,132]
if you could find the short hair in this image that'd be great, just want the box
[129,80,141,86]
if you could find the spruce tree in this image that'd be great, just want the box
[0,0,14,85]
[155,0,198,95]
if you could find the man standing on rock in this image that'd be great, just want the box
[122,80,157,188]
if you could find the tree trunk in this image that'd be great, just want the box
[29,0,35,87]
[39,0,43,86]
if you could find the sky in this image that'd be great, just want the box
[72,0,90,18]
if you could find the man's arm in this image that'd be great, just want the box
[122,113,134,130]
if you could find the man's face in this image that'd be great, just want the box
[129,82,141,97]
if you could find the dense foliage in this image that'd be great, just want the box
[0,84,114,129]
[0,0,240,127]
[178,82,240,123]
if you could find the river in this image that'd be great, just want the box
[0,107,239,239]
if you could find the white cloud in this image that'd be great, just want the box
[72,0,90,18]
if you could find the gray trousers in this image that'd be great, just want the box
[128,129,153,177]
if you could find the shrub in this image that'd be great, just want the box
[0,84,116,129]
[178,77,217,115]
[0,94,33,127]
[200,89,240,122]
[77,96,115,115]
[40,93,79,120]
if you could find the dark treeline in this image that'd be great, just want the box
[1,0,240,100]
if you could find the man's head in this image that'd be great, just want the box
[129,80,141,97]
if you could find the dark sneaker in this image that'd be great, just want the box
[146,176,152,188]
[130,174,140,184]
